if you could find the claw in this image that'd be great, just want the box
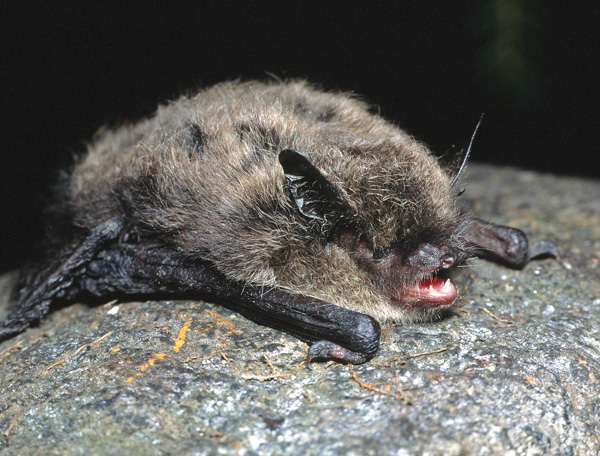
[528,240,558,261]
[308,340,373,365]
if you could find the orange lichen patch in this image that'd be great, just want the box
[523,375,544,386]
[126,317,193,382]
[204,309,235,331]
[126,353,167,382]
[140,353,167,370]
[172,317,193,352]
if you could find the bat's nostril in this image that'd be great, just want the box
[441,255,455,268]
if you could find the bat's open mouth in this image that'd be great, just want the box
[402,273,457,309]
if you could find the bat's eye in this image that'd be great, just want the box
[372,248,387,260]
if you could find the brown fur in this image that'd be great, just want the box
[57,80,467,322]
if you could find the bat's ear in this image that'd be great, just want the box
[278,149,352,230]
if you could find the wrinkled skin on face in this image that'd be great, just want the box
[341,226,467,311]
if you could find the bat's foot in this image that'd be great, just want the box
[307,340,374,365]
[468,218,557,268]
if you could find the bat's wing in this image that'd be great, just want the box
[0,219,123,341]
[0,219,380,364]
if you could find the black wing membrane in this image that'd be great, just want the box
[0,218,380,364]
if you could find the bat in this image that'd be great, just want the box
[0,80,557,364]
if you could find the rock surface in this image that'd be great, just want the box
[1,164,599,455]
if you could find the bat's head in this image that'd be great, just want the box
[279,147,471,320]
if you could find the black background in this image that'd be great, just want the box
[1,3,598,273]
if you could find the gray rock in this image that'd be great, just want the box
[1,164,599,455]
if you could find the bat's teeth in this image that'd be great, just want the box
[401,275,458,308]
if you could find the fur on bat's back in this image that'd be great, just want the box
[58,80,461,321]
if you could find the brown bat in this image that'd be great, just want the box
[0,80,556,363]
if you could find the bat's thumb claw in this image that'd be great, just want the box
[307,340,372,365]
[528,240,559,261]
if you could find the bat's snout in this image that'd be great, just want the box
[406,243,463,273]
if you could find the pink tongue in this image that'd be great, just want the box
[410,276,457,306]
